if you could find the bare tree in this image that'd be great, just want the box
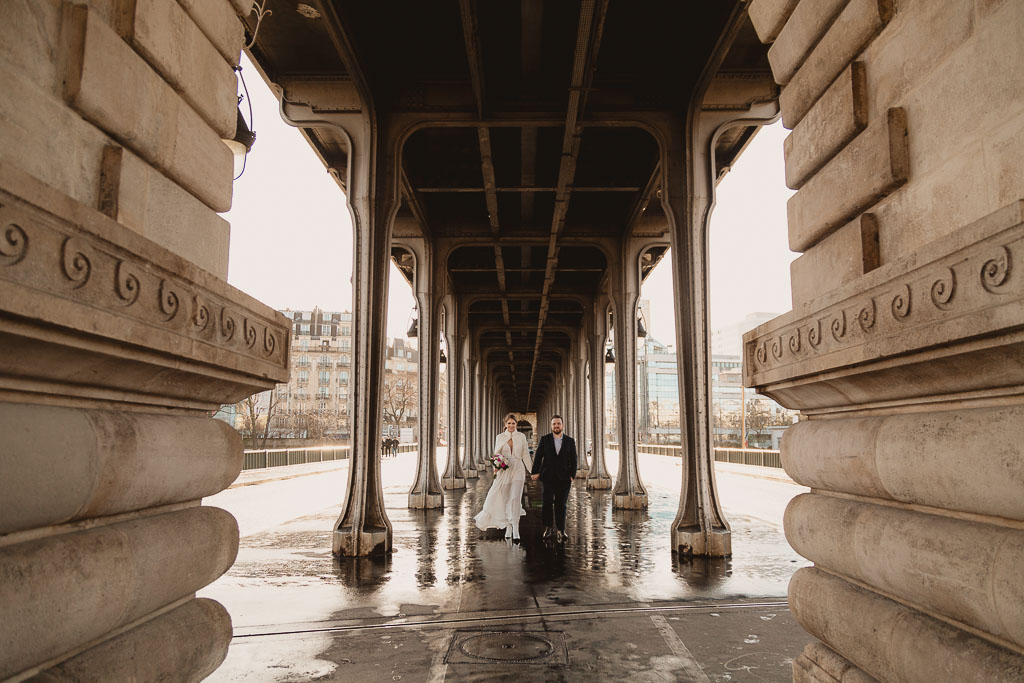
[235,388,280,449]
[382,370,417,428]
[744,399,771,436]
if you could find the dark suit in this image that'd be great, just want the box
[531,432,577,531]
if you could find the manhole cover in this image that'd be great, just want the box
[445,630,568,665]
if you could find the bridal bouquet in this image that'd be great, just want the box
[489,454,510,471]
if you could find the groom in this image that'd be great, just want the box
[530,415,577,543]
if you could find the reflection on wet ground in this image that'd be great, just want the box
[202,452,812,681]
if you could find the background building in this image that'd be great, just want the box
[637,335,681,441]
[608,302,797,448]
[229,308,418,444]
[382,338,419,439]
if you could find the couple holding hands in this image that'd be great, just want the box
[474,413,578,543]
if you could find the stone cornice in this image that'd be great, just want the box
[0,162,289,408]
[743,201,1024,400]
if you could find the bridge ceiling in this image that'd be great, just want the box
[244,0,772,411]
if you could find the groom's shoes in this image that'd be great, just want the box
[542,526,553,540]
[555,530,566,543]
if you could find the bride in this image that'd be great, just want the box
[474,413,532,542]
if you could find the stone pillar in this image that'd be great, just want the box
[473,358,487,469]
[279,100,402,555]
[566,360,574,431]
[610,248,648,509]
[480,372,490,468]
[558,359,568,421]
[406,239,442,509]
[330,109,399,556]
[0,1,287,678]
[587,302,613,489]
[441,297,466,489]
[566,354,578,470]
[575,332,590,474]
[661,107,736,556]
[745,0,1024,679]
[659,20,783,554]
[489,381,498,466]
[460,332,478,477]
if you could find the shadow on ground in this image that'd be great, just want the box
[202,455,811,681]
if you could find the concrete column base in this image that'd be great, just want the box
[672,526,731,557]
[587,476,612,490]
[441,477,466,490]
[575,467,589,478]
[792,643,877,683]
[463,468,478,478]
[33,599,233,682]
[332,527,390,557]
[612,493,648,509]
[407,492,443,509]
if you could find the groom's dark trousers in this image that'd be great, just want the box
[531,433,578,532]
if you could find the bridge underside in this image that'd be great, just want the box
[245,0,777,561]
[2,0,1022,681]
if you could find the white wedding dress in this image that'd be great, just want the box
[474,430,532,536]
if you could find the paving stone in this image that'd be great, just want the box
[201,454,813,681]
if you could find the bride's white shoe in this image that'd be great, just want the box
[504,525,513,540]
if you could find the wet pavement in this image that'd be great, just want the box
[199,451,813,681]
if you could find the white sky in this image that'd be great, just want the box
[226,54,796,343]
[643,122,797,345]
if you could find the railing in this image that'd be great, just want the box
[607,442,783,470]
[242,445,350,470]
[712,447,782,469]
[242,443,421,470]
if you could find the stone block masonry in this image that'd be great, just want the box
[747,0,1024,679]
[779,0,893,128]
[99,144,231,278]
[0,1,288,679]
[767,0,848,86]
[787,107,907,253]
[789,213,878,309]
[61,3,234,212]
[783,62,867,191]
[789,568,1023,681]
[0,507,239,680]
[109,0,239,138]
[748,0,801,44]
